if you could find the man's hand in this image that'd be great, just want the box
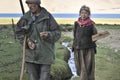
[28,41,35,50]
[40,32,49,38]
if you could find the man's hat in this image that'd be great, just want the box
[26,0,41,4]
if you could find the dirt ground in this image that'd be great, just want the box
[62,28,120,51]
[97,29,120,50]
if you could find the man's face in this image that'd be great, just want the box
[27,3,39,14]
[80,10,89,20]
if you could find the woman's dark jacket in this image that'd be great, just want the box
[72,21,97,50]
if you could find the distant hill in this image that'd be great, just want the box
[0,0,120,13]
[41,0,120,13]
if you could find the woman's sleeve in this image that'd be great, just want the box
[93,24,98,35]
[72,21,77,51]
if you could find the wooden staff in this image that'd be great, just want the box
[20,35,27,80]
[19,0,26,80]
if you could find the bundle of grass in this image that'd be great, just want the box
[49,40,73,80]
[55,42,70,62]
[50,58,72,80]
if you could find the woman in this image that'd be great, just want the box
[72,5,97,80]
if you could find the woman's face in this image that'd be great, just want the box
[80,10,89,20]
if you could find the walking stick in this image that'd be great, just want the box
[20,36,27,80]
[19,0,26,80]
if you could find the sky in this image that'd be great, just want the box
[0,0,120,14]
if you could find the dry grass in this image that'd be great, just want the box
[0,18,120,25]
[0,18,19,25]
[55,18,120,25]
[93,18,120,25]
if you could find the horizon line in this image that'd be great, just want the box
[0,13,120,18]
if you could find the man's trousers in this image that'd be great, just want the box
[26,62,51,80]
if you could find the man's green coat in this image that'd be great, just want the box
[15,7,61,64]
